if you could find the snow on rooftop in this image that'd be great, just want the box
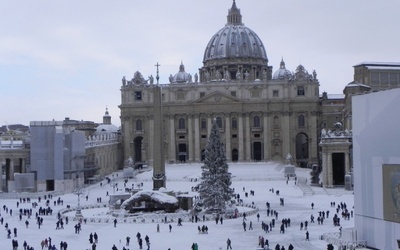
[354,61,400,67]
[121,190,179,209]
[365,66,400,70]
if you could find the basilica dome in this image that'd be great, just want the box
[171,62,192,83]
[273,59,293,80]
[203,1,267,63]
[200,1,271,82]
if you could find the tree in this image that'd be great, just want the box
[197,121,234,211]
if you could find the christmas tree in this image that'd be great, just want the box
[197,121,234,211]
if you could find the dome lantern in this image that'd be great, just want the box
[227,0,242,25]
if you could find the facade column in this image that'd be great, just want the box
[169,116,176,163]
[123,116,132,162]
[245,113,251,161]
[282,111,291,158]
[263,113,270,160]
[188,115,194,162]
[147,117,153,165]
[194,115,200,162]
[207,115,212,136]
[238,114,244,161]
[309,111,319,164]
[225,115,231,161]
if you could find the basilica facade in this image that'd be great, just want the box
[120,1,320,168]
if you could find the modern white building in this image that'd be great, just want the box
[353,88,400,249]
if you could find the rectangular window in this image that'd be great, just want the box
[134,91,142,101]
[231,91,236,97]
[177,92,185,100]
[371,72,379,85]
[273,90,279,97]
[201,135,207,139]
[200,92,205,98]
[297,86,305,96]
[381,73,388,85]
[251,89,261,98]
[232,134,237,138]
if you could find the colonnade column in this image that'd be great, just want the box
[169,116,176,163]
[238,114,244,161]
[21,158,26,173]
[245,113,251,161]
[194,115,200,162]
[0,158,3,190]
[9,159,14,181]
[345,152,350,175]
[225,115,231,161]
[188,115,194,162]
[327,153,333,186]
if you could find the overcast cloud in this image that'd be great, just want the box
[1,0,399,126]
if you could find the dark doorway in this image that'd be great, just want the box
[253,142,262,161]
[178,144,187,163]
[296,133,309,167]
[134,136,143,163]
[46,180,54,191]
[332,153,345,185]
[232,149,238,162]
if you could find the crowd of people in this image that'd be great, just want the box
[0,171,353,250]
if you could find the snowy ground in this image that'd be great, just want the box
[0,162,354,250]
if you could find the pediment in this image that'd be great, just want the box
[193,91,241,104]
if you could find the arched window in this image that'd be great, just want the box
[297,86,305,96]
[201,118,207,130]
[253,115,260,127]
[178,118,185,129]
[216,117,222,128]
[298,115,305,127]
[231,117,237,129]
[136,119,142,131]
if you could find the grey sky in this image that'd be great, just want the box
[1,0,399,126]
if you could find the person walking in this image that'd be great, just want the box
[226,238,232,249]
[306,231,309,241]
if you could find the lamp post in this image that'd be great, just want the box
[74,172,84,218]
[75,184,84,218]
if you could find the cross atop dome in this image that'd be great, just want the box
[227,0,242,25]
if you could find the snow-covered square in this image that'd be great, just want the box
[0,162,354,250]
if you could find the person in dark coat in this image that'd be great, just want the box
[226,238,232,249]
